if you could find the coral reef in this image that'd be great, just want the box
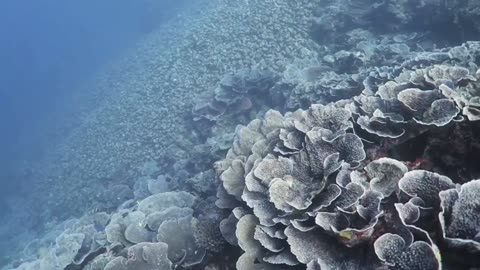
[193,68,280,122]
[20,0,322,223]
[310,0,480,49]
[4,0,480,269]
[215,55,480,268]
[10,190,224,270]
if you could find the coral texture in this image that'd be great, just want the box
[5,1,480,269]
[216,55,480,268]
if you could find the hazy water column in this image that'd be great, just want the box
[0,0,184,213]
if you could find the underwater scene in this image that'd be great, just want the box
[1,0,480,269]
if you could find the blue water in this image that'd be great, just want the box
[0,0,186,214]
[0,1,188,265]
